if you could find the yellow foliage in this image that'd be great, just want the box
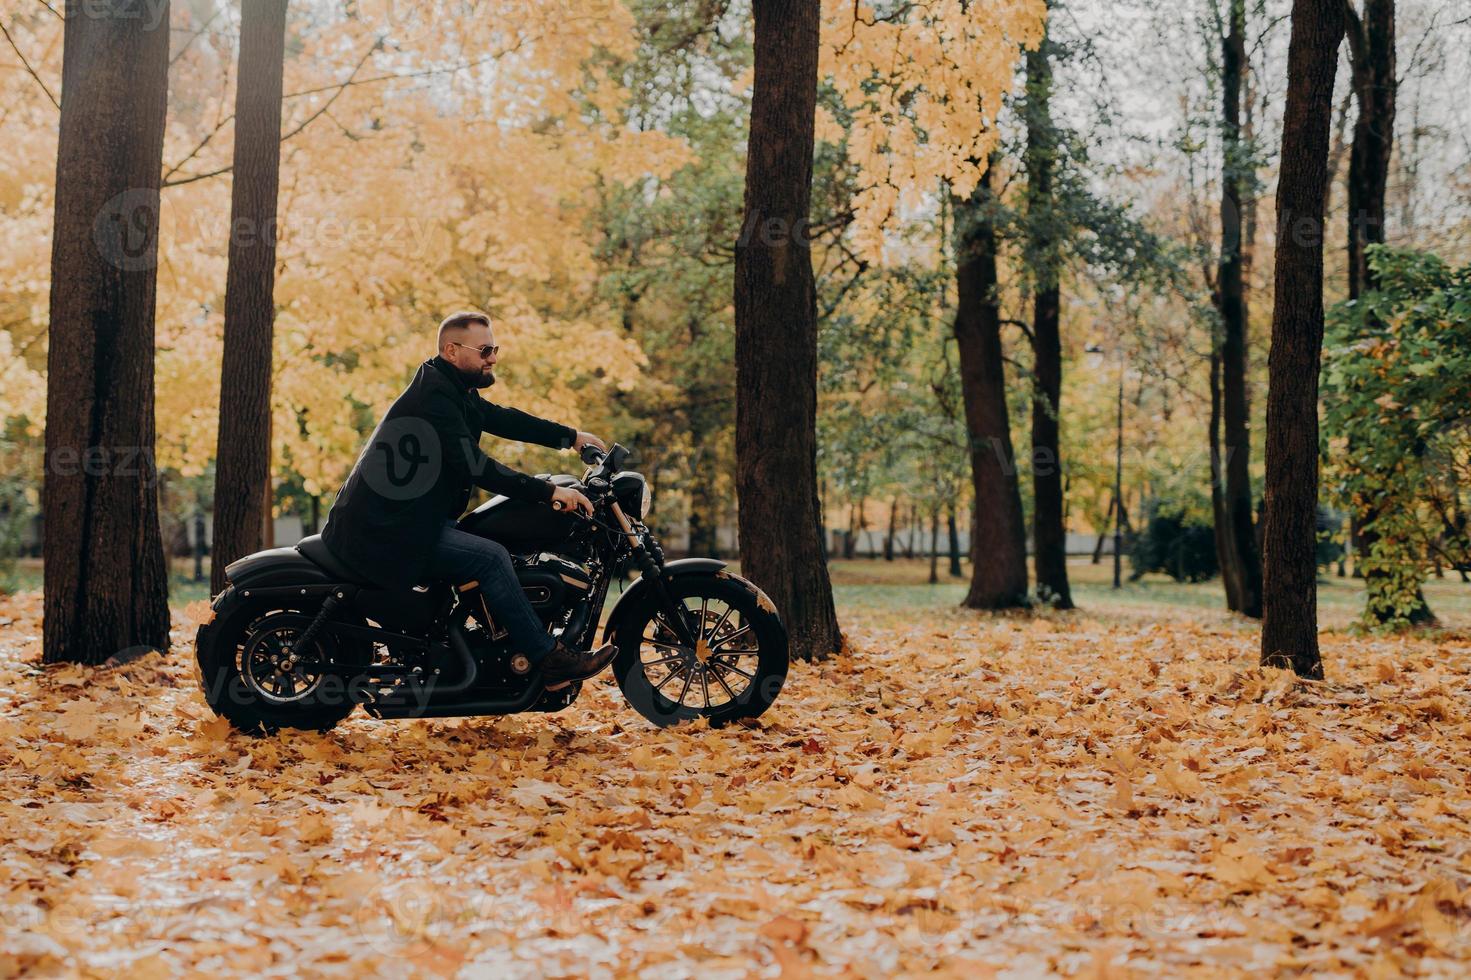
[819,0,1046,261]
[1,0,675,489]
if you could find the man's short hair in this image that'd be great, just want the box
[437,310,492,351]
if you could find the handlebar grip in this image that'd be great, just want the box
[580,444,606,465]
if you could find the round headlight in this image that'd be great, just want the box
[640,480,653,519]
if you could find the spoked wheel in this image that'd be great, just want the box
[240,614,329,705]
[612,573,787,727]
[197,599,364,735]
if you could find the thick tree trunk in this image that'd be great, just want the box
[733,0,841,660]
[1025,28,1074,610]
[953,168,1029,608]
[42,2,173,665]
[1260,0,1344,678]
[1217,0,1263,618]
[212,0,289,595]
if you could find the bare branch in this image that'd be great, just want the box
[1,18,59,110]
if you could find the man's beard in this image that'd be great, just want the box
[457,364,495,388]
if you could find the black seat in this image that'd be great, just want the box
[296,534,376,585]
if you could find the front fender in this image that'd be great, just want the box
[601,557,727,642]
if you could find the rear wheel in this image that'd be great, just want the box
[196,595,366,735]
[612,573,787,727]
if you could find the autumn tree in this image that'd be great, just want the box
[590,0,751,557]
[211,0,290,594]
[1212,0,1263,618]
[42,1,172,664]
[953,164,1029,609]
[1340,0,1420,620]
[1260,0,1344,677]
[734,0,843,660]
[1023,12,1074,609]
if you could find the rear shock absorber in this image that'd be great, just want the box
[289,590,345,657]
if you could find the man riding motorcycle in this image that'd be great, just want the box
[318,310,618,688]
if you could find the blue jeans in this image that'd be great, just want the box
[424,519,555,662]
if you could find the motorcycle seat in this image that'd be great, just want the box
[296,534,378,586]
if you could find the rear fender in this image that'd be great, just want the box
[222,547,335,591]
[601,557,727,642]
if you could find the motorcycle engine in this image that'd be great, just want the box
[514,552,594,625]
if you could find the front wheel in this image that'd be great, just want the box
[611,572,788,727]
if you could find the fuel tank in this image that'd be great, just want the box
[456,476,581,550]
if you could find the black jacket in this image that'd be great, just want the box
[320,356,575,589]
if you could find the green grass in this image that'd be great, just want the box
[10,558,214,606]
[12,552,1471,631]
[727,555,1471,631]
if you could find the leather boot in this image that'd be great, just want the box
[541,638,617,689]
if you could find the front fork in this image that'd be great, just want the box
[609,502,699,647]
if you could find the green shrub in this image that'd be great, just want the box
[1130,501,1218,583]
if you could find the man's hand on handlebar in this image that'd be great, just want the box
[572,431,607,454]
[550,484,595,517]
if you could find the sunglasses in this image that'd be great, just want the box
[449,341,500,359]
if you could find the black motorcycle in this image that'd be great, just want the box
[195,444,788,734]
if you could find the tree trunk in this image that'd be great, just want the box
[687,467,721,558]
[211,0,290,595]
[953,165,1029,609]
[1260,0,1344,678]
[734,0,841,660]
[686,315,722,559]
[884,499,898,561]
[1210,346,1243,608]
[1344,0,1396,301]
[42,1,173,665]
[947,505,964,577]
[928,504,940,584]
[1025,25,1074,610]
[1217,0,1263,618]
[1093,496,1113,565]
[1344,0,1422,622]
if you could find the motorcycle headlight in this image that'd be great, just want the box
[611,472,650,519]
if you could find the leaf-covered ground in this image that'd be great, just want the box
[3,588,1471,978]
